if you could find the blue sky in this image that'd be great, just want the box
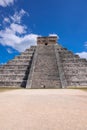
[0,0,87,64]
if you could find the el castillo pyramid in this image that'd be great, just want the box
[0,36,87,88]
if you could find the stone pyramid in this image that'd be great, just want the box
[0,36,87,88]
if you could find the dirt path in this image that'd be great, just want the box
[0,89,87,130]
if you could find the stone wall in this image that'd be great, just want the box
[37,36,57,45]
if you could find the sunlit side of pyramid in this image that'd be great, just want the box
[0,36,87,88]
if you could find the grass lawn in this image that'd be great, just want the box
[0,88,16,92]
[0,87,23,92]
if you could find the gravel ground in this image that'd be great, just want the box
[0,89,87,130]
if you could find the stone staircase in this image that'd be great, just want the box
[28,44,62,88]
[0,46,36,88]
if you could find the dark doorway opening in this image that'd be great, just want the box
[45,43,48,45]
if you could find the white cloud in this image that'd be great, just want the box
[0,27,38,52]
[10,23,26,34]
[76,52,87,59]
[0,0,15,7]
[84,42,87,48]
[49,33,59,39]
[0,9,38,52]
[7,48,13,54]
[0,5,39,64]
[13,34,38,52]
[4,17,10,23]
[10,9,28,24]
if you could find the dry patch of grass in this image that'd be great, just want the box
[80,88,87,92]
[0,87,23,92]
[67,86,87,92]
[67,86,87,89]
[0,88,12,92]
[0,87,87,92]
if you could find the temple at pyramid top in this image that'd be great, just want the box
[37,36,57,45]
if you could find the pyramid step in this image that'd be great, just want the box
[68,81,87,86]
[0,80,27,88]
[22,52,33,55]
[2,65,29,69]
[66,75,87,80]
[63,63,87,66]
[20,54,33,57]
[65,72,87,75]
[4,64,29,66]
[17,53,33,56]
[14,56,32,60]
[30,46,36,49]
[62,59,87,63]
[0,74,27,80]
[26,48,35,51]
[7,62,30,65]
[61,58,80,61]
[63,66,87,69]
[13,59,31,61]
[23,50,34,54]
[65,74,87,76]
[0,69,29,74]
[32,76,60,80]
[31,79,61,89]
[64,69,87,72]
[7,61,30,65]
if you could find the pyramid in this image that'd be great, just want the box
[0,36,87,88]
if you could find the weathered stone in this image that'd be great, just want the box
[0,46,36,88]
[0,36,87,88]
